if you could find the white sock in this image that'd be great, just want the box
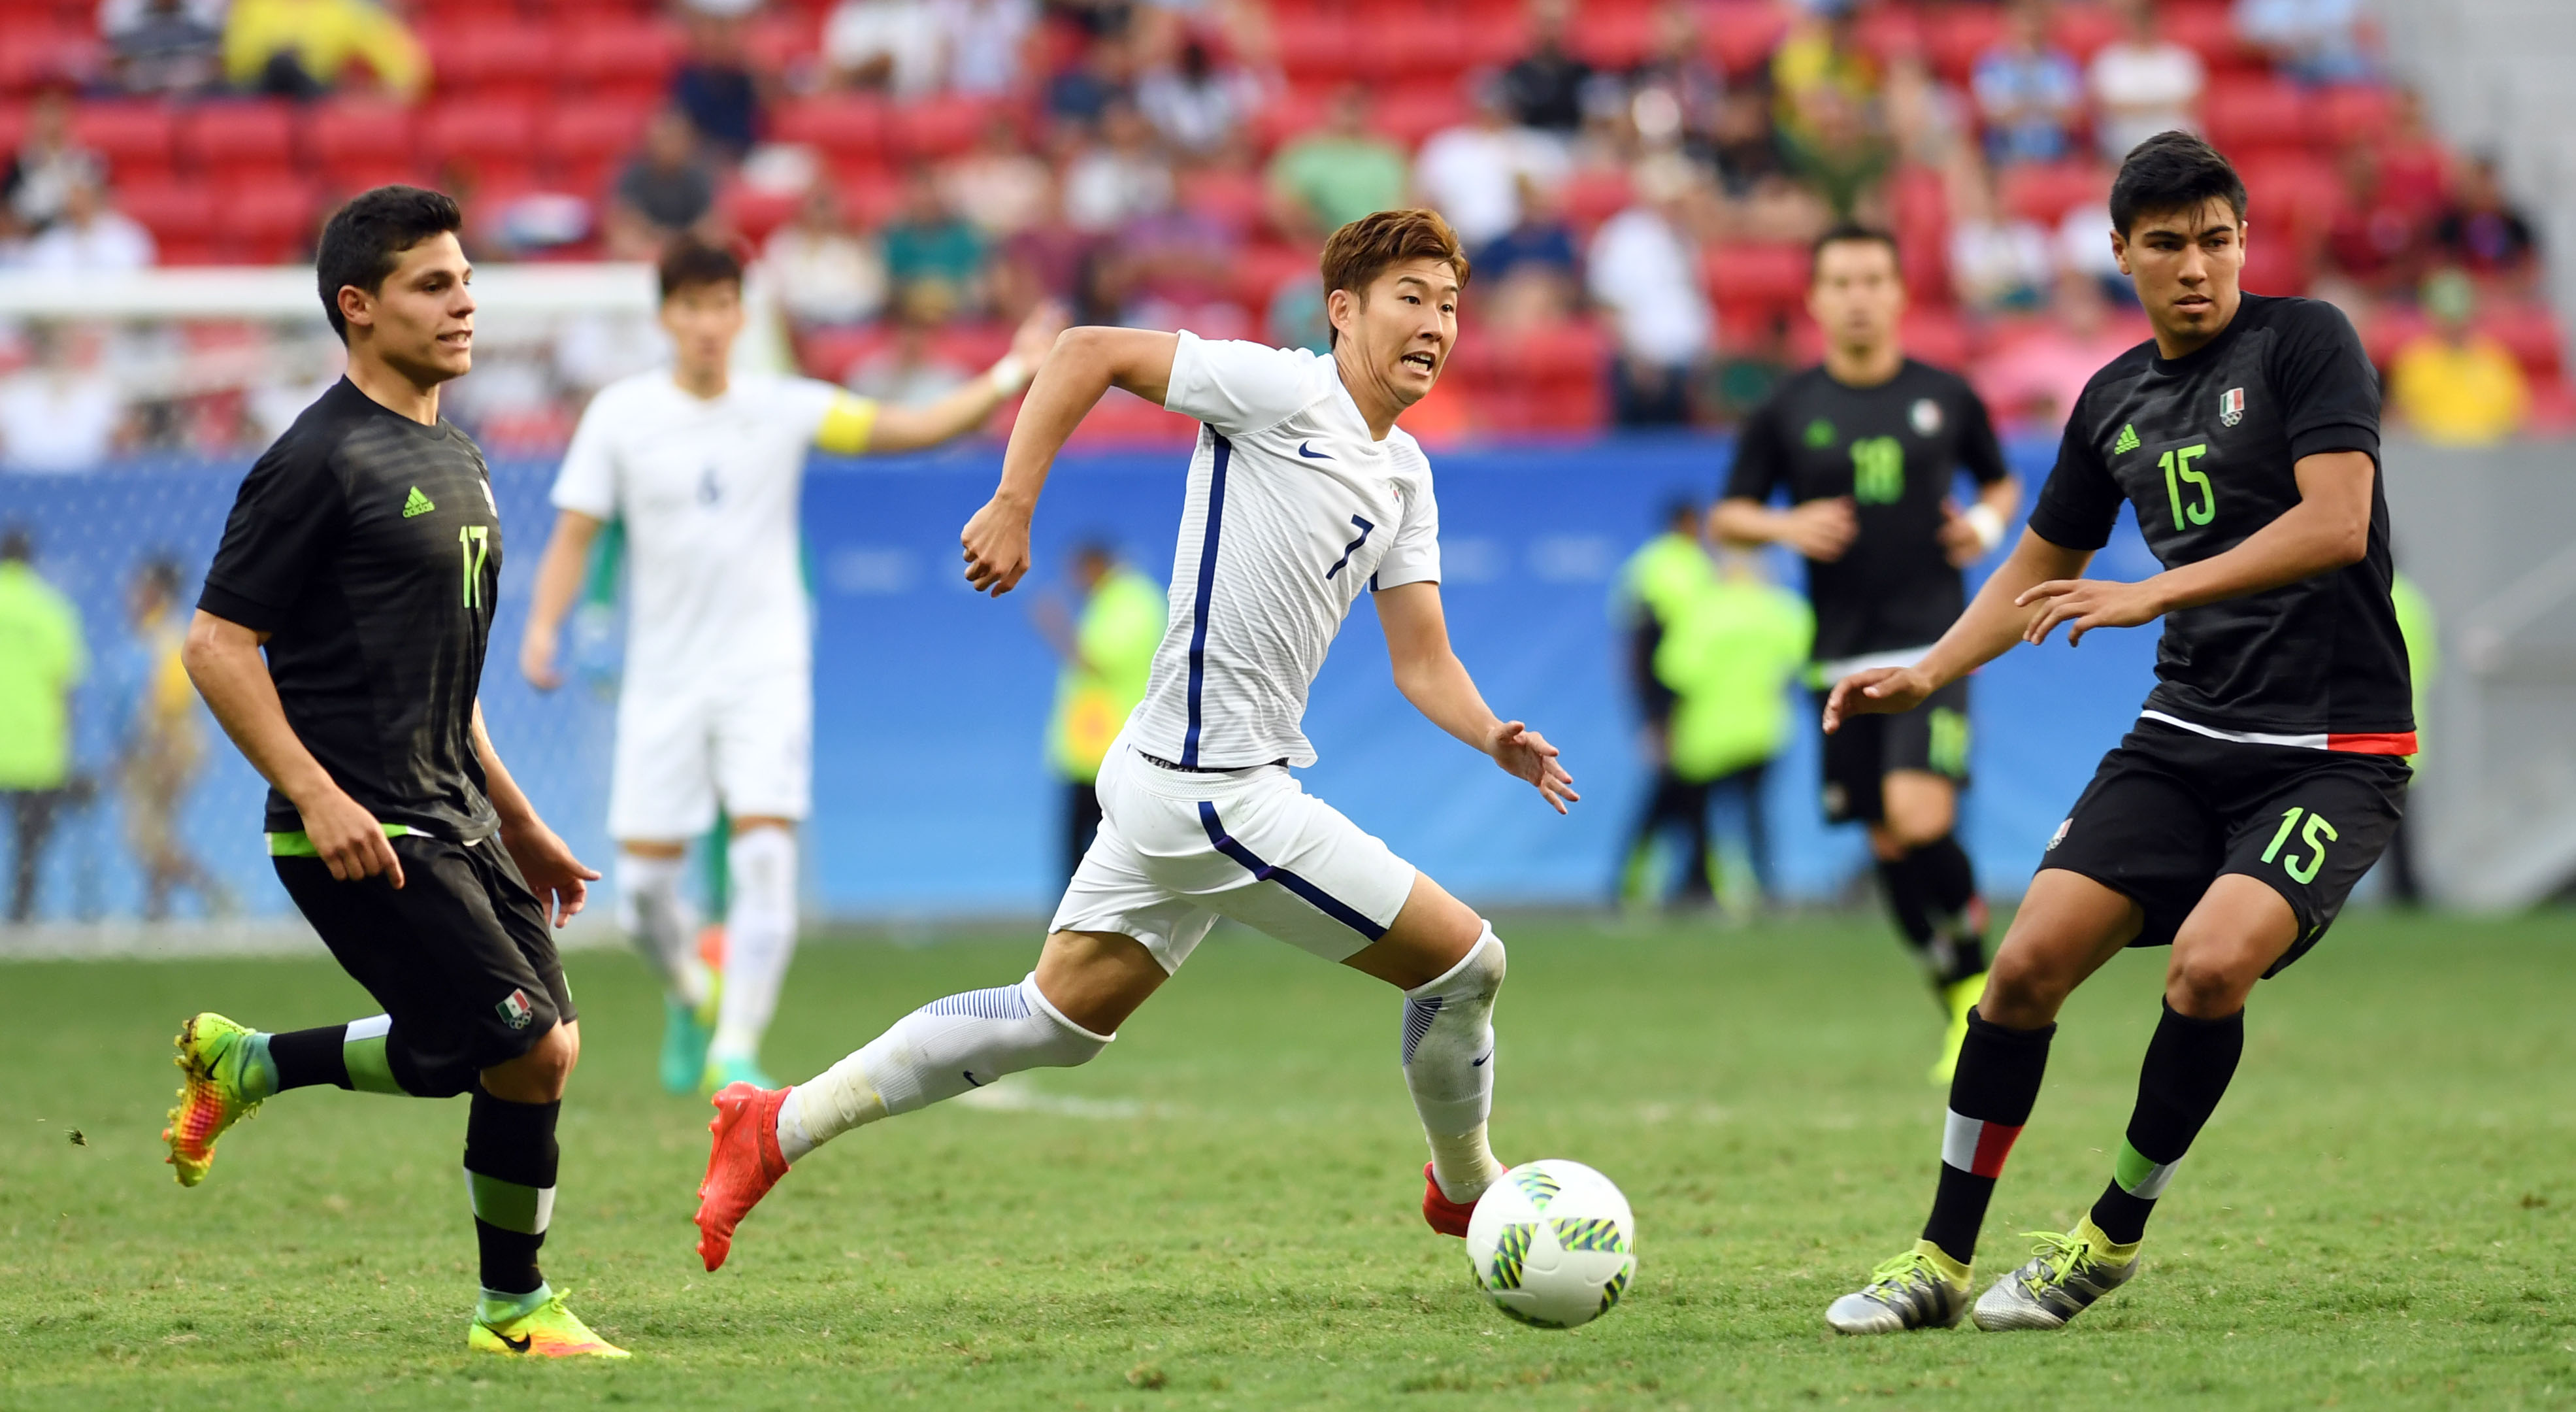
[712,827,797,1061]
[776,973,1112,1163]
[1404,926,1508,1205]
[616,851,708,1008]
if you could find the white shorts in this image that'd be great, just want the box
[1049,741,1419,974]
[606,668,812,841]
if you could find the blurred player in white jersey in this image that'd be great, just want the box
[692,210,1581,1271]
[520,241,1061,1094]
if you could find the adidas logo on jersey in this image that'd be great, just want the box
[2111,424,2141,455]
[401,486,437,518]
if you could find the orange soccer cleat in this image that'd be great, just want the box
[1423,1162,1476,1237]
[695,1081,791,1271]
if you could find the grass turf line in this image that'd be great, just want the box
[3,910,2572,1409]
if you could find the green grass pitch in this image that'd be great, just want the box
[5,909,2573,1409]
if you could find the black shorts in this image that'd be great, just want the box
[1815,677,1972,825]
[2040,721,2410,976]
[275,832,574,1097]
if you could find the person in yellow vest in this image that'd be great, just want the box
[2388,268,2529,447]
[1655,548,1815,909]
[1613,500,1721,904]
[1039,541,1164,882]
[118,558,230,921]
[0,526,88,923]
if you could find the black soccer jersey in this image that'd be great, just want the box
[1724,360,2011,664]
[2028,293,2413,743]
[199,378,505,840]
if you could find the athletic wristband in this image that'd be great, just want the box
[1964,503,2006,553]
[988,353,1031,396]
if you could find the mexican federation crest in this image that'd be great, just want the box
[2219,386,2245,428]
[1910,397,1943,436]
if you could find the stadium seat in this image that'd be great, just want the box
[305,99,420,187]
[1573,7,1658,70]
[1887,163,1951,302]
[2236,152,2343,248]
[770,95,890,158]
[2307,84,2394,148]
[2161,1,2258,71]
[2480,303,2565,381]
[1373,84,1468,149]
[1853,6,1926,72]
[795,325,889,384]
[1704,1,1791,78]
[565,20,682,105]
[1177,166,1268,237]
[825,161,904,226]
[0,21,95,95]
[180,101,296,183]
[1923,7,2007,87]
[2050,3,2123,63]
[1703,242,1808,317]
[2202,76,2309,162]
[2237,233,2311,295]
[1900,307,1970,371]
[721,178,801,244]
[1557,165,1634,235]
[541,100,654,193]
[71,101,176,181]
[423,99,538,188]
[218,175,321,261]
[1255,87,1333,154]
[1373,12,1475,84]
[1272,10,1357,82]
[1998,161,2109,226]
[1235,241,1323,314]
[893,94,994,160]
[115,177,214,246]
[426,20,557,103]
[745,10,823,74]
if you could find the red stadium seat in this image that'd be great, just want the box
[1704,2,1791,78]
[2202,76,2307,161]
[0,20,95,93]
[1235,241,1322,312]
[1574,7,1658,69]
[2307,84,2394,148]
[565,20,681,103]
[1255,86,1333,154]
[116,177,214,244]
[721,178,800,244]
[1558,165,1632,235]
[1373,84,1468,149]
[1998,160,2109,225]
[423,99,538,187]
[1374,11,1475,83]
[1923,6,2007,86]
[1703,241,1806,315]
[1888,163,1951,302]
[2237,233,2311,295]
[2236,152,2343,248]
[2162,1,2257,71]
[1853,5,1925,69]
[1272,10,1358,82]
[541,100,653,191]
[825,160,904,226]
[219,175,322,260]
[2479,303,2564,381]
[71,101,176,180]
[2051,3,2124,63]
[770,95,890,157]
[1900,307,1970,371]
[796,326,890,383]
[305,99,420,186]
[891,94,993,160]
[427,20,557,103]
[1177,166,1268,237]
[180,101,295,181]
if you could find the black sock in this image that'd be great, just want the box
[1906,835,1986,984]
[1873,856,1936,950]
[1922,1009,2054,1267]
[267,1026,350,1092]
[2089,1001,2245,1246]
[463,1093,561,1296]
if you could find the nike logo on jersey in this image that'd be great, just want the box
[401,486,437,517]
[1471,1049,1493,1067]
[497,1330,532,1352]
[1298,441,1332,460]
[962,1071,985,1087]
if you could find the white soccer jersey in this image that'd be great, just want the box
[552,371,847,686]
[1128,333,1444,769]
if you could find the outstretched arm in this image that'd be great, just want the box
[961,326,1179,596]
[472,702,597,927]
[1375,581,1578,814]
[519,509,602,691]
[1823,528,2093,733]
[863,302,1066,453]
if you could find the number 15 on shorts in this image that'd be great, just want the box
[2260,805,2337,883]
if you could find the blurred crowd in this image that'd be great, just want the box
[0,0,2562,463]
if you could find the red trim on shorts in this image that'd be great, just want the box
[2326,731,2416,755]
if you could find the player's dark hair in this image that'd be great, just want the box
[1320,209,1471,350]
[139,555,182,598]
[0,526,29,563]
[1810,224,1899,283]
[2109,131,2247,237]
[659,239,744,301]
[315,185,464,344]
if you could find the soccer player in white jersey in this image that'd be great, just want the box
[691,209,1578,1269]
[520,241,1062,1094]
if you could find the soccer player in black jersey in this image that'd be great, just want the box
[1822,133,2411,1335]
[162,187,625,1358]
[1715,226,2021,1084]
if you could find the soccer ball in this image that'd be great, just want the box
[1463,1159,1636,1328]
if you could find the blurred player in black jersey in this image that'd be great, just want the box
[163,187,626,1358]
[1715,226,2021,1083]
[1823,133,2411,1336]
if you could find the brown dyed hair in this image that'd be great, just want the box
[658,237,744,301]
[1319,209,1472,348]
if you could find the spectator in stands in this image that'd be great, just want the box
[2234,0,2375,85]
[670,10,767,158]
[1136,31,1262,160]
[1415,77,1568,249]
[606,110,722,261]
[1709,88,1787,199]
[881,166,988,313]
[2390,267,2528,447]
[944,113,1054,237]
[2324,142,2425,297]
[1589,154,1712,426]
[1044,30,1131,130]
[1778,80,1885,222]
[2434,156,2537,288]
[1611,3,1729,154]
[2088,0,2204,162]
[765,184,889,328]
[0,525,88,923]
[2375,90,2450,217]
[1972,0,2083,168]
[222,0,427,100]
[1881,52,1969,170]
[1063,97,1174,234]
[823,0,944,97]
[22,177,156,273]
[104,0,224,96]
[1265,86,1407,239]
[1771,7,1875,152]
[848,290,972,405]
[1972,267,2139,432]
[1476,173,1581,331]
[1946,160,2052,312]
[1499,0,1592,137]
[3,93,106,236]
[113,556,228,921]
[940,0,1038,97]
[0,324,130,472]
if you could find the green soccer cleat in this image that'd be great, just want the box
[1929,972,1987,1086]
[1825,1240,1972,1334]
[660,994,718,1096]
[701,1051,776,1094]
[163,1012,266,1187]
[468,1289,630,1358]
[1971,1217,2141,1331]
